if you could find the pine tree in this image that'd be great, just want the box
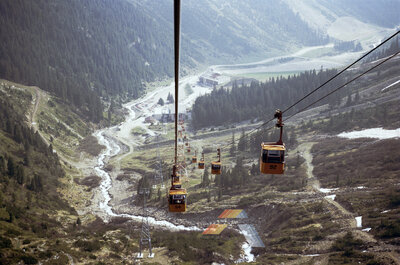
[16,165,24,185]
[355,91,360,102]
[346,94,352,106]
[7,157,15,177]
[237,129,247,152]
[250,163,258,175]
[202,167,210,187]
[0,155,5,174]
[157,188,161,201]
[167,93,174,103]
[230,132,236,156]
[23,153,30,166]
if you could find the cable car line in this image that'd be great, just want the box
[281,30,400,116]
[283,50,400,123]
[168,0,187,212]
[167,4,397,209]
[260,110,286,174]
[173,0,180,167]
[219,31,400,153]
[239,49,399,174]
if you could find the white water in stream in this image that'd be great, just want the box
[94,127,257,262]
[94,130,200,231]
[93,108,257,261]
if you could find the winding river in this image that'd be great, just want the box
[94,129,200,231]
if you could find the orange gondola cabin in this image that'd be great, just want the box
[211,148,221,175]
[168,166,187,212]
[198,152,205,169]
[192,151,197,163]
[168,188,187,212]
[260,110,286,174]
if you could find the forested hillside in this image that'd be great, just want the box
[0,83,77,263]
[191,36,400,130]
[133,0,330,63]
[0,0,178,122]
[191,69,347,129]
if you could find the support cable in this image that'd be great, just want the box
[174,0,181,167]
[281,30,400,115]
[222,47,400,152]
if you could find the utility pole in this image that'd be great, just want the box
[137,188,154,259]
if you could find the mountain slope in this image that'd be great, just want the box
[0,0,397,124]
[284,0,400,44]
[0,0,177,122]
[132,0,330,63]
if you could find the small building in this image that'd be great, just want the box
[152,104,189,123]
[199,75,218,87]
[145,116,157,124]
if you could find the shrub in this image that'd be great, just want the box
[74,239,101,252]
[0,236,12,248]
[20,255,38,264]
[332,232,363,252]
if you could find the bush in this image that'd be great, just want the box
[332,232,363,252]
[74,239,101,252]
[389,191,400,207]
[379,220,400,238]
[0,236,12,248]
[20,255,38,264]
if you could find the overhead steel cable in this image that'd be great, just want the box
[244,30,400,137]
[174,0,181,167]
[221,45,400,152]
[283,50,400,123]
[281,30,400,115]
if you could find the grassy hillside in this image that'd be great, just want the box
[0,81,77,264]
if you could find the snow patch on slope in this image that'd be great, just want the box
[327,16,389,43]
[282,0,335,31]
[283,0,395,48]
[338,128,400,140]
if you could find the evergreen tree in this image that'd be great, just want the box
[167,93,174,104]
[7,157,15,177]
[23,153,30,166]
[218,187,222,201]
[250,163,258,176]
[16,165,24,185]
[202,166,210,187]
[29,174,43,191]
[237,129,247,152]
[158,98,164,106]
[346,94,352,106]
[355,91,360,102]
[0,155,5,174]
[230,132,236,156]
[157,188,161,201]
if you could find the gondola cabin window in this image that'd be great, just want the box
[262,149,284,163]
[212,163,221,170]
[171,194,185,204]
